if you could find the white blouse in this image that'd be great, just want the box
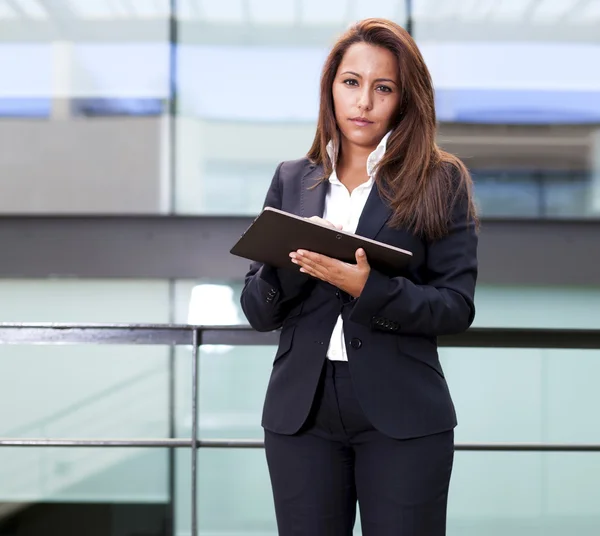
[322,132,391,361]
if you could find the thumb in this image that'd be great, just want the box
[355,248,369,267]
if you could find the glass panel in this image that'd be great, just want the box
[0,1,171,214]
[173,280,272,439]
[0,280,171,505]
[0,279,170,323]
[445,350,600,535]
[196,449,276,535]
[0,345,169,441]
[472,285,600,330]
[174,343,273,440]
[0,447,169,504]
[442,348,600,444]
[449,452,600,536]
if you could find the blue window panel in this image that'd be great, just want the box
[0,98,51,117]
[473,172,541,217]
[544,174,590,218]
[71,98,165,116]
[436,89,600,125]
[472,170,591,218]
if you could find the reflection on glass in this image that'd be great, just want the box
[176,281,271,440]
[188,283,241,353]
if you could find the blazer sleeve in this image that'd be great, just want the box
[240,162,314,332]
[349,185,478,337]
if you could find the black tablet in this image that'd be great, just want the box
[230,207,412,277]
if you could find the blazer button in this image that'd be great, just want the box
[350,338,362,349]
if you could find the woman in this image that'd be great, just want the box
[240,17,478,536]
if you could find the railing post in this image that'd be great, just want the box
[167,345,176,536]
[191,327,200,536]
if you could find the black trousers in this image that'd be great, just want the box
[264,360,454,536]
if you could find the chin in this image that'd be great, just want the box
[342,130,382,149]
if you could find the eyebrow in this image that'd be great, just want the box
[341,71,398,85]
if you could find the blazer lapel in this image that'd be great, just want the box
[300,163,328,218]
[355,183,392,240]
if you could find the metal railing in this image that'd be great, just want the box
[1,323,600,535]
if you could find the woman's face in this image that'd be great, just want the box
[332,42,400,152]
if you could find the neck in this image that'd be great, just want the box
[337,139,375,177]
[335,140,377,193]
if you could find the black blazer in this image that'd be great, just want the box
[240,157,478,440]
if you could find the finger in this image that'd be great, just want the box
[298,261,328,282]
[296,250,333,267]
[291,253,331,282]
[306,216,339,230]
[355,248,370,268]
[298,251,350,282]
[293,255,328,279]
[290,251,317,270]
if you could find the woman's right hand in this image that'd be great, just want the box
[306,216,343,230]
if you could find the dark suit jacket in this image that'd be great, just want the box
[240,157,478,440]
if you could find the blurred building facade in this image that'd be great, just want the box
[0,1,599,535]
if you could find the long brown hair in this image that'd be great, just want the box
[307,18,478,241]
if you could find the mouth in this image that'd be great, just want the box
[349,117,374,127]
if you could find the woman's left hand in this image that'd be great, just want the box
[289,248,371,298]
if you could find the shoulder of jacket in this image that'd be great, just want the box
[277,157,313,182]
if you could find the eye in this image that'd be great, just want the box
[376,85,393,93]
[343,78,359,86]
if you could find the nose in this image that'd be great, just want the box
[357,87,373,112]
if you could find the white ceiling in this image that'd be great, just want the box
[0,0,598,25]
[6,0,48,18]
[66,0,170,18]
[413,0,600,22]
[0,3,18,19]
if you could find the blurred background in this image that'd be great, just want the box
[0,0,599,535]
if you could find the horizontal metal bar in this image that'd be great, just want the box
[454,443,600,452]
[0,323,599,349]
[201,328,279,346]
[441,328,600,350]
[0,324,190,345]
[0,324,279,346]
[198,439,264,449]
[0,438,192,448]
[1,438,599,452]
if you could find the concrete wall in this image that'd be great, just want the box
[0,117,165,214]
